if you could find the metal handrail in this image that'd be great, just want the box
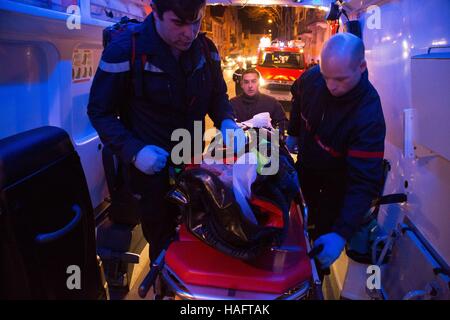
[162,266,311,300]
[427,46,450,54]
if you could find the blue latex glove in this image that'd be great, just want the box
[133,145,169,175]
[220,119,246,153]
[313,232,346,269]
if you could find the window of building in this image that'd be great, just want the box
[90,0,147,22]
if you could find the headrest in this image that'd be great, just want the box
[0,126,74,190]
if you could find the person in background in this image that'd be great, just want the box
[231,68,288,135]
[308,58,317,69]
[232,60,246,97]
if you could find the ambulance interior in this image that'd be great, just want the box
[0,0,449,300]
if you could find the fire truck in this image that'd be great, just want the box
[255,39,307,110]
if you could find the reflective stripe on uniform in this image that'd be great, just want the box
[313,134,344,158]
[99,60,130,73]
[144,62,165,73]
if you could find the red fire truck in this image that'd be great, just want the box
[255,41,307,111]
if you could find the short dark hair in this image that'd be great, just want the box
[242,68,261,79]
[152,0,206,22]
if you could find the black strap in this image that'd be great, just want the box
[199,34,217,85]
[433,268,450,277]
[375,193,408,206]
[131,32,146,98]
[199,34,212,66]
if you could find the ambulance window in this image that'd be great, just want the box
[90,0,148,22]
[10,0,79,12]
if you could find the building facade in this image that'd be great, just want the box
[201,6,242,58]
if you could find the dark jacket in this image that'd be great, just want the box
[288,66,386,240]
[87,13,234,164]
[230,93,288,134]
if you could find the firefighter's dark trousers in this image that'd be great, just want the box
[298,166,347,280]
[129,166,178,263]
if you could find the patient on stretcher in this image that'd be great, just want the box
[168,126,300,264]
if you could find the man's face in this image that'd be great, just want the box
[320,57,366,97]
[241,73,260,97]
[154,8,204,52]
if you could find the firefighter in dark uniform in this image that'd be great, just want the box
[286,33,386,269]
[232,60,246,96]
[87,0,240,262]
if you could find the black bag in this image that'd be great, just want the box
[168,135,300,260]
[102,146,141,226]
[102,16,141,49]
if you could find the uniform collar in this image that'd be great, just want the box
[328,69,370,103]
[241,92,261,104]
[314,66,370,104]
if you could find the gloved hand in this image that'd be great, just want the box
[285,135,299,154]
[133,145,169,175]
[220,119,246,153]
[313,232,346,269]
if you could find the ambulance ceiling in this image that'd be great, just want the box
[207,0,330,7]
[206,0,372,13]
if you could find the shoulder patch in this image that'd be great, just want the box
[144,62,165,73]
